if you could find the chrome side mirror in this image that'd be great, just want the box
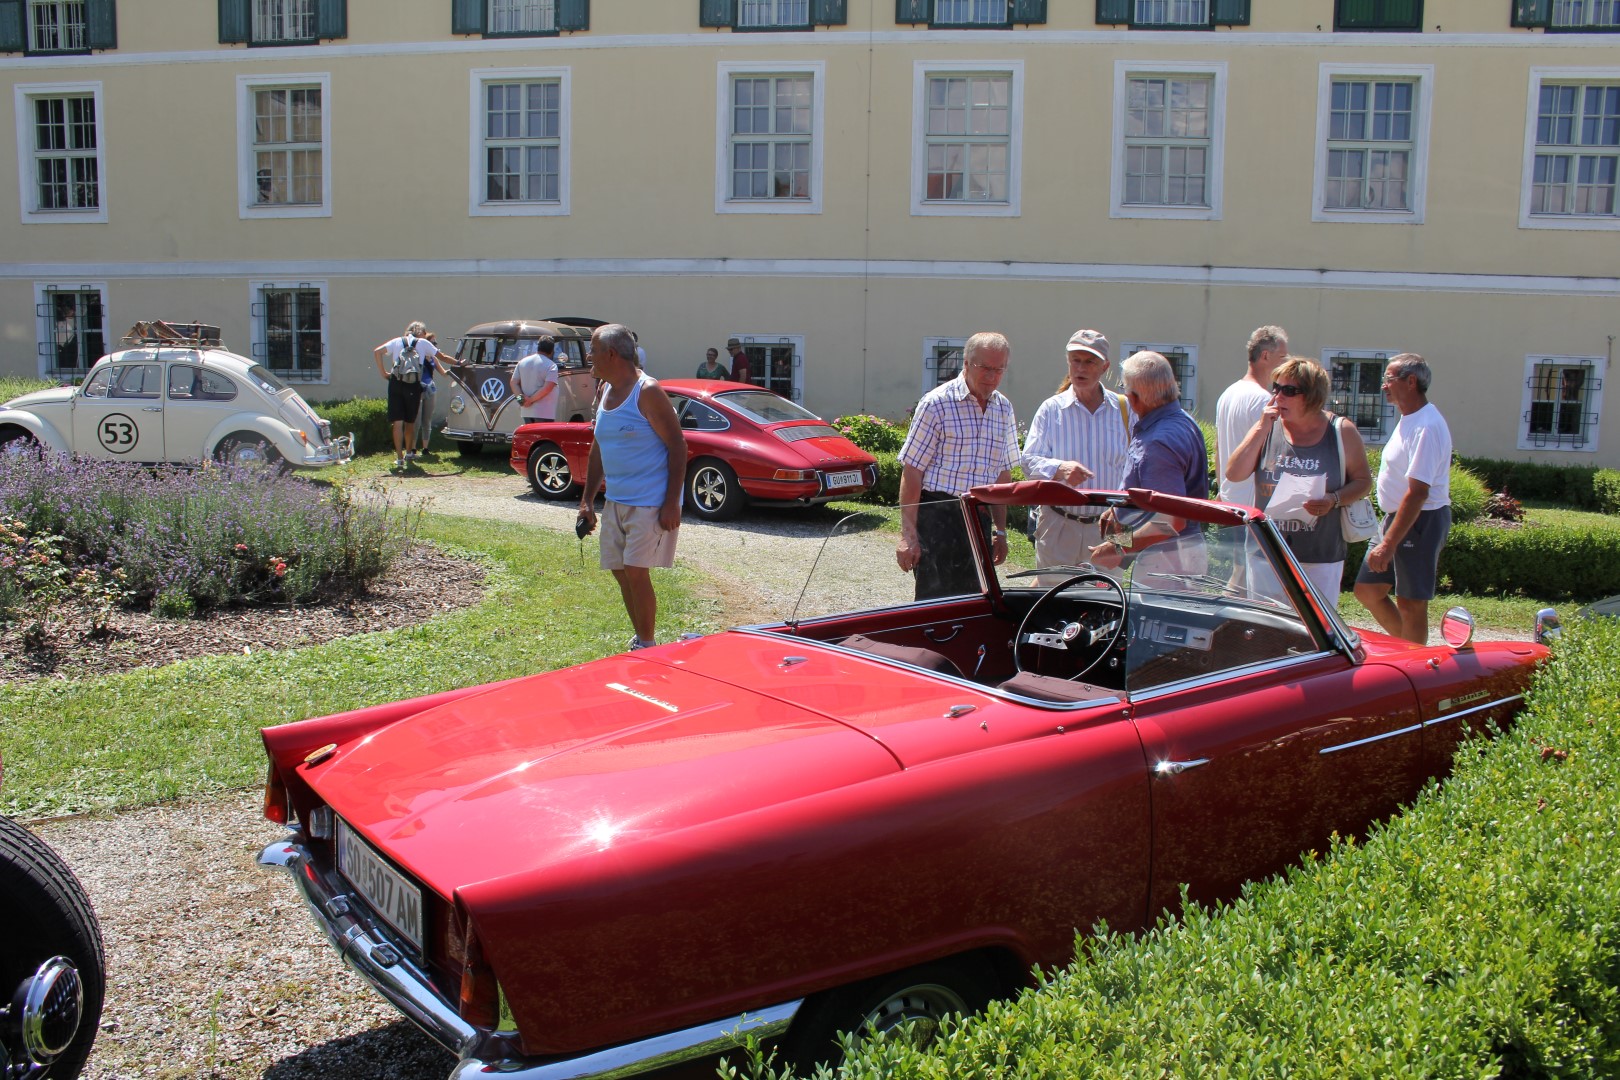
[1535,608,1562,647]
[1440,606,1475,649]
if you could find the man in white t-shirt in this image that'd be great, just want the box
[511,336,560,423]
[1215,324,1288,508]
[1354,353,1453,645]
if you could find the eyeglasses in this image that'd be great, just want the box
[970,363,1007,376]
[1381,374,1408,386]
[1270,383,1305,398]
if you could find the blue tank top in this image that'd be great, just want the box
[596,373,669,508]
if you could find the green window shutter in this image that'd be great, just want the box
[317,0,346,38]
[452,0,485,34]
[1336,0,1374,25]
[1211,0,1249,24]
[896,0,930,24]
[556,0,589,30]
[1095,0,1132,25]
[87,0,117,47]
[1010,0,1046,22]
[699,0,733,26]
[811,0,847,23]
[218,0,249,43]
[1511,0,1550,26]
[0,0,24,52]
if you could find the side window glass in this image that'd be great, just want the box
[683,400,729,432]
[497,338,527,363]
[197,370,238,401]
[168,366,199,399]
[80,367,114,398]
[112,364,162,399]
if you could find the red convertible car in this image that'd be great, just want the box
[259,482,1550,1078]
[509,379,877,521]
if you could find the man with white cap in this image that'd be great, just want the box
[1021,329,1132,572]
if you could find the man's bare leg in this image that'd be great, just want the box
[612,566,658,643]
[1354,581,1404,638]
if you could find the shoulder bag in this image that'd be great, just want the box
[1334,416,1379,543]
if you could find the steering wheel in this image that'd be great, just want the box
[1014,572,1128,682]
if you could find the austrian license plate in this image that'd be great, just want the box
[336,819,424,952]
[826,469,862,489]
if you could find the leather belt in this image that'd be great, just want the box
[1047,504,1102,524]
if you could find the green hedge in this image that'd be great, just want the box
[752,621,1619,1079]
[307,396,389,457]
[1458,457,1620,515]
[1442,519,1620,603]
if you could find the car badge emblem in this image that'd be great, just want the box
[479,378,507,403]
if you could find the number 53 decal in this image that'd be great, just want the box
[97,413,138,454]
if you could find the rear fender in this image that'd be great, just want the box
[204,415,303,461]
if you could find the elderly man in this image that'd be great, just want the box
[1090,351,1209,574]
[576,324,687,651]
[896,331,1020,600]
[1215,325,1288,509]
[1354,353,1452,645]
[726,337,751,384]
[1022,329,1131,571]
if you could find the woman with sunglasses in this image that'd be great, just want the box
[1225,356,1373,603]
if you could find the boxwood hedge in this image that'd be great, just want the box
[738,620,1617,1079]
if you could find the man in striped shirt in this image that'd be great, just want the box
[1021,329,1131,574]
[896,331,1020,600]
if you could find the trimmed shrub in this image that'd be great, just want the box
[1456,457,1613,512]
[833,414,906,455]
[307,396,391,457]
[1442,519,1620,603]
[1446,463,1489,523]
[1596,469,1620,515]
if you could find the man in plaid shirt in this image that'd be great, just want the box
[896,331,1020,600]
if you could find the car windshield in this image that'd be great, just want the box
[247,365,291,396]
[716,391,819,425]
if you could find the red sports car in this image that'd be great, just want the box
[508,379,877,521]
[259,482,1551,1078]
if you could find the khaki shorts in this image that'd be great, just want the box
[599,501,678,570]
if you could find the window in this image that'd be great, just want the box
[1,0,114,54]
[35,284,105,378]
[237,75,331,218]
[1120,343,1197,412]
[13,83,105,223]
[1324,350,1395,443]
[1112,62,1226,220]
[452,0,588,36]
[472,69,570,216]
[1312,65,1432,223]
[1094,0,1249,28]
[700,0,850,29]
[894,0,1049,27]
[219,0,345,44]
[1519,355,1605,451]
[923,338,966,392]
[1522,75,1619,228]
[716,62,823,214]
[1514,0,1620,30]
[724,335,803,400]
[1334,0,1422,30]
[251,281,327,381]
[912,62,1023,217]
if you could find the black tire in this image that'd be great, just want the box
[781,957,995,1073]
[0,428,40,455]
[0,815,104,1080]
[215,432,283,469]
[527,442,579,500]
[455,441,484,459]
[684,459,745,522]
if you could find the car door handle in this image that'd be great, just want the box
[924,624,963,643]
[1154,758,1210,776]
[142,406,162,412]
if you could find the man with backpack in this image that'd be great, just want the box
[374,320,453,470]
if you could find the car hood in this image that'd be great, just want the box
[3,387,74,409]
[310,643,906,896]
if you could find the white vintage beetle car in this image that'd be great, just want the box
[0,322,353,468]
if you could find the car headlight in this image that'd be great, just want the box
[449,396,467,414]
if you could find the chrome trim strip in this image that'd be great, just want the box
[1318,722,1424,755]
[1423,693,1523,727]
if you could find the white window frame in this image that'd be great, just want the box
[1520,67,1620,233]
[1311,64,1433,225]
[468,67,571,218]
[737,0,810,28]
[13,82,106,225]
[1120,342,1198,413]
[1517,354,1605,453]
[726,333,805,401]
[489,0,557,34]
[33,280,108,378]
[250,279,330,383]
[28,1,88,52]
[911,60,1024,218]
[715,62,824,216]
[922,337,967,395]
[1551,0,1620,28]
[1321,348,1399,445]
[1133,0,1210,27]
[1111,61,1226,222]
[236,73,331,221]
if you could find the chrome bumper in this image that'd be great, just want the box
[259,835,800,1080]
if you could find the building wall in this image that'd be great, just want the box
[3,0,1617,463]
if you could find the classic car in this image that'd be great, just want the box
[0,322,353,469]
[510,379,878,521]
[258,481,1550,1079]
[0,761,104,1079]
[440,319,602,456]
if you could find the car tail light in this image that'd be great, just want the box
[772,469,815,481]
[458,919,501,1029]
[263,764,290,825]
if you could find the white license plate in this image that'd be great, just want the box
[826,469,862,489]
[336,819,424,952]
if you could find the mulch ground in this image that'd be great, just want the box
[0,543,488,685]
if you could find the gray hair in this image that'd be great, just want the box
[595,323,638,363]
[1122,350,1180,408]
[1388,352,1431,394]
[406,320,428,337]
[964,331,1011,368]
[1246,324,1288,366]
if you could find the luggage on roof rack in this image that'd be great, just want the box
[121,321,223,348]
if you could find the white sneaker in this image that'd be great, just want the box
[405,450,417,461]
[629,635,654,651]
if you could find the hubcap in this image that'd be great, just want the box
[693,469,726,511]
[13,957,83,1064]
[226,442,268,467]
[861,983,967,1047]
[535,453,570,492]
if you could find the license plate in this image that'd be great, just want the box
[336,819,424,952]
[826,469,862,489]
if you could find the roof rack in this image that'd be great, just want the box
[121,320,223,348]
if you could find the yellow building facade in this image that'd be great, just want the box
[3,0,1617,462]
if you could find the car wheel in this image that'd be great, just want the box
[215,433,283,470]
[0,815,104,1080]
[781,958,994,1072]
[0,428,39,455]
[527,443,580,500]
[685,459,744,522]
[455,441,484,459]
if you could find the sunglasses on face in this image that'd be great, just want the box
[1270,383,1305,398]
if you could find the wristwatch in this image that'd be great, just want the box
[992,528,1007,538]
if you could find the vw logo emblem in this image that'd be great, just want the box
[480,378,507,403]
